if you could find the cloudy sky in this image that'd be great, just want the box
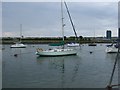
[2,1,118,37]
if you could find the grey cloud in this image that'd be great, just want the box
[2,2,118,37]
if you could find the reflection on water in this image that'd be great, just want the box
[36,56,81,88]
[2,44,118,88]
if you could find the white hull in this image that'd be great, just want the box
[67,43,79,47]
[11,43,27,48]
[36,48,77,56]
[105,46,118,53]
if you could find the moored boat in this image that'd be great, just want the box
[35,1,77,57]
[105,44,119,53]
[36,48,77,56]
[11,43,27,48]
[67,43,79,47]
[10,24,27,48]
[88,43,97,46]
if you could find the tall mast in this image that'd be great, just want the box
[61,0,64,48]
[20,24,22,42]
[64,1,78,41]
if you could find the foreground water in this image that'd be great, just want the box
[2,44,118,88]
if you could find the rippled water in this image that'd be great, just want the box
[2,44,118,88]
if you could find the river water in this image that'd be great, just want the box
[2,44,118,88]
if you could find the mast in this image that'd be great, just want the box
[20,24,22,43]
[61,0,64,48]
[94,29,95,43]
[64,1,78,41]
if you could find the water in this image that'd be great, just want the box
[2,44,118,88]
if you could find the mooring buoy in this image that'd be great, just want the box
[89,51,93,54]
[14,54,18,57]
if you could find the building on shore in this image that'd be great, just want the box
[117,28,120,42]
[106,30,112,39]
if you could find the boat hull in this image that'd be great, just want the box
[11,44,27,48]
[67,43,79,47]
[88,43,97,46]
[36,49,77,56]
[105,47,118,53]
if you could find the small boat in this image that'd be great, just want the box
[11,43,26,48]
[10,24,27,48]
[105,44,119,53]
[67,43,79,47]
[88,43,97,46]
[36,1,77,56]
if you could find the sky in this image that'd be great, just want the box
[2,1,118,37]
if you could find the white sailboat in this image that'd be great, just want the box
[11,43,26,48]
[64,1,79,47]
[106,46,118,53]
[67,43,79,47]
[35,1,77,56]
[11,24,27,48]
[105,44,119,53]
[36,48,77,56]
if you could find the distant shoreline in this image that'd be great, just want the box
[1,40,113,44]
[1,37,115,44]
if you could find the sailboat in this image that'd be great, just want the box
[106,45,118,53]
[35,1,77,56]
[67,42,79,47]
[64,1,79,47]
[11,24,27,48]
[105,42,119,53]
